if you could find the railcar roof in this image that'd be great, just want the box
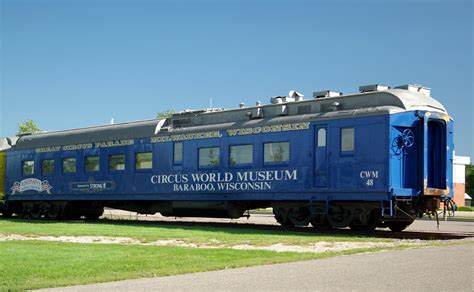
[10,88,448,150]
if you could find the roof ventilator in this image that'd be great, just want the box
[359,84,390,93]
[270,90,304,104]
[313,90,342,99]
[246,101,263,119]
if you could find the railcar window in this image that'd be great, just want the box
[341,128,355,152]
[317,128,326,147]
[42,159,54,176]
[264,142,289,164]
[136,152,152,169]
[109,154,125,171]
[230,145,253,165]
[85,156,100,173]
[22,160,34,176]
[199,147,220,167]
[174,142,183,164]
[62,158,76,173]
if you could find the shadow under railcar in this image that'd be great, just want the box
[1,216,472,241]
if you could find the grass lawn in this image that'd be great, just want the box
[1,218,471,290]
[0,240,386,290]
[0,218,392,246]
[456,206,474,212]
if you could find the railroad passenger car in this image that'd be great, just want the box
[0,84,455,231]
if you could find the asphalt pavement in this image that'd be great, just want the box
[406,219,474,234]
[40,243,473,292]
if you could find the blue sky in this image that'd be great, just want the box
[1,0,473,158]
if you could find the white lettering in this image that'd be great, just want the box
[360,170,379,187]
[153,170,298,192]
[360,170,379,179]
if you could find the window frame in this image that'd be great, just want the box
[84,155,100,173]
[135,151,153,171]
[229,144,254,167]
[41,159,55,176]
[340,127,355,155]
[108,154,126,173]
[22,160,35,177]
[317,128,327,147]
[173,142,183,165]
[198,146,220,168]
[62,157,76,174]
[263,141,290,165]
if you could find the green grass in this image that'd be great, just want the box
[457,206,474,212]
[1,219,470,290]
[0,218,392,246]
[0,240,388,290]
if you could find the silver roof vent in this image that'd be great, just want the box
[288,90,304,101]
[359,84,389,93]
[270,96,286,104]
[395,84,431,96]
[313,90,342,99]
[270,90,304,104]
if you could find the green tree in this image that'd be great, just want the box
[208,148,219,166]
[466,164,474,198]
[272,144,286,162]
[156,110,175,119]
[17,119,41,135]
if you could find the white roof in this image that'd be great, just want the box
[465,193,472,199]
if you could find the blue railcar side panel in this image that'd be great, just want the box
[4,114,415,203]
[328,115,388,192]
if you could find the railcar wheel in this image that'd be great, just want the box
[387,221,413,232]
[310,214,332,230]
[327,205,353,228]
[288,207,312,227]
[349,210,380,232]
[46,204,61,220]
[28,205,42,219]
[273,207,295,228]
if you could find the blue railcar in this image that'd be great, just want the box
[0,84,455,231]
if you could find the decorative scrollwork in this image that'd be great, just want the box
[391,128,415,155]
[401,129,414,148]
[391,136,403,155]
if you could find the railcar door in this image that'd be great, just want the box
[315,126,329,188]
[422,113,449,195]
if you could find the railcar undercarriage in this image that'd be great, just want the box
[1,196,456,232]
[271,196,456,232]
[2,201,105,221]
